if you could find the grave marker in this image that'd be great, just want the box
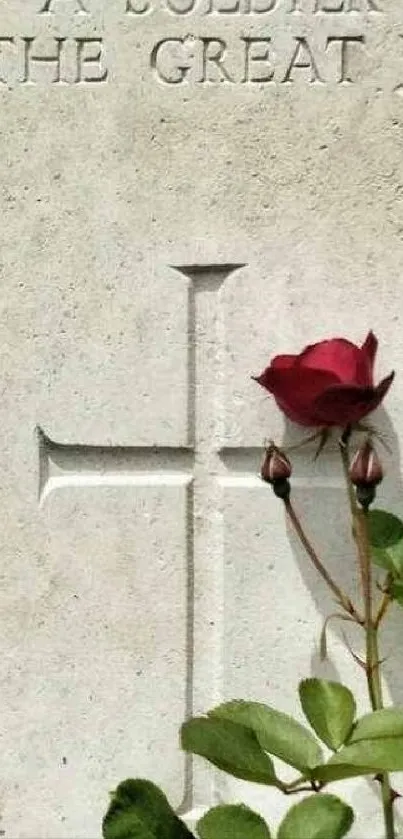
[0,0,402,835]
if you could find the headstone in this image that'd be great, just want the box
[0,0,402,836]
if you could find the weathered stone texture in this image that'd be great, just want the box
[0,1,403,836]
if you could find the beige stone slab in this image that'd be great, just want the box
[1,0,403,836]
[1,484,190,836]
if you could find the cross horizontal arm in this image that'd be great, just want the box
[38,428,195,503]
[219,446,263,472]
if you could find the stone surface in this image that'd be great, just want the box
[1,0,403,837]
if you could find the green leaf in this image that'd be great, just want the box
[197,804,271,839]
[390,579,403,605]
[313,737,403,783]
[277,794,354,839]
[208,701,322,772]
[181,716,276,784]
[367,509,403,575]
[299,679,356,751]
[368,509,403,549]
[348,708,403,743]
[102,779,194,839]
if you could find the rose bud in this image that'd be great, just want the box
[261,445,292,500]
[349,439,383,487]
[349,439,383,509]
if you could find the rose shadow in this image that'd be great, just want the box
[280,407,403,837]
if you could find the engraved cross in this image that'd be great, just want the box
[39,263,262,810]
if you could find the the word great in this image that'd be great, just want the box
[151,35,364,85]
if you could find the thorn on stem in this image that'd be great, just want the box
[368,656,388,671]
[374,776,402,802]
[342,631,367,670]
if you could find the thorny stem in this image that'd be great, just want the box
[339,430,395,839]
[284,497,362,623]
[367,625,395,839]
[354,509,373,625]
[375,574,394,630]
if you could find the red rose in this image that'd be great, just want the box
[253,331,394,428]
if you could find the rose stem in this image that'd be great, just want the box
[375,578,393,630]
[283,496,362,623]
[339,430,395,839]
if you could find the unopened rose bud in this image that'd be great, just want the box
[349,440,383,487]
[261,445,292,483]
[349,439,383,509]
[261,445,292,500]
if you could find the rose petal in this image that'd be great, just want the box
[373,370,395,406]
[271,354,298,370]
[297,338,363,384]
[358,331,378,386]
[254,366,339,426]
[361,330,378,366]
[312,371,395,426]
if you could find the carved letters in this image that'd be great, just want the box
[0,1,391,88]
[137,0,381,13]
[0,36,107,85]
[151,35,365,84]
[38,0,90,12]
